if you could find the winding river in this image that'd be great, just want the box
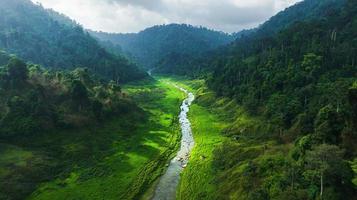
[152,85,195,200]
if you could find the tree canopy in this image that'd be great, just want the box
[0,0,146,83]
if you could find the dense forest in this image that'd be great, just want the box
[208,0,357,146]
[90,24,235,69]
[0,53,135,138]
[0,0,146,82]
[153,0,349,76]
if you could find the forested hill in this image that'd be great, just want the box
[198,0,357,142]
[253,0,347,38]
[0,54,134,138]
[208,0,356,118]
[153,0,349,76]
[221,0,356,195]
[90,24,235,69]
[0,0,146,83]
[0,52,147,199]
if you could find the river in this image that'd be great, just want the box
[151,85,195,200]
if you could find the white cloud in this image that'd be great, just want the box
[31,0,302,33]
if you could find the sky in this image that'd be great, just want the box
[31,0,302,33]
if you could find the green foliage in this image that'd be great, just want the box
[304,144,353,199]
[155,1,356,199]
[348,81,357,119]
[0,0,355,199]
[7,57,28,82]
[1,96,41,136]
[203,0,357,151]
[192,2,357,198]
[314,105,344,143]
[257,0,347,37]
[90,24,235,69]
[0,0,146,82]
[302,53,322,77]
[91,100,103,119]
[0,57,133,138]
[0,75,184,200]
[143,0,348,77]
[27,78,184,200]
[0,50,11,66]
[70,80,89,111]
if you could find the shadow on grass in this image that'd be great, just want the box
[0,77,182,200]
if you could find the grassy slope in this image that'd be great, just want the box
[1,78,186,200]
[161,77,290,200]
[171,76,357,200]
[177,104,226,200]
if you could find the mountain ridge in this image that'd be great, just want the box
[0,0,146,82]
[90,23,235,69]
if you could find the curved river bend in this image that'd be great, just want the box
[152,86,195,200]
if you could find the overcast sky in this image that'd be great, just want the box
[31,0,302,33]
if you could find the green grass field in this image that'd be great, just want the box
[29,78,186,200]
[0,77,187,200]
[177,104,227,200]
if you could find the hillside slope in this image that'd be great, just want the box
[208,0,356,135]
[152,0,349,76]
[90,24,235,69]
[0,54,142,198]
[254,0,347,37]
[0,0,146,82]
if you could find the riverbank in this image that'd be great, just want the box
[164,77,274,200]
[177,103,227,200]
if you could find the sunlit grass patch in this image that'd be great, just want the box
[26,77,185,200]
[351,158,357,186]
[177,104,227,200]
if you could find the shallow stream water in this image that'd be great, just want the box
[152,86,195,200]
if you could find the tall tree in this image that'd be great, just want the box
[71,80,88,111]
[304,144,346,199]
[6,57,29,89]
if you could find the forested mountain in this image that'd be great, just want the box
[0,0,146,82]
[153,0,349,76]
[90,24,235,69]
[255,0,347,37]
[208,0,356,135]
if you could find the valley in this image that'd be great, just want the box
[0,0,356,199]
[0,75,236,200]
